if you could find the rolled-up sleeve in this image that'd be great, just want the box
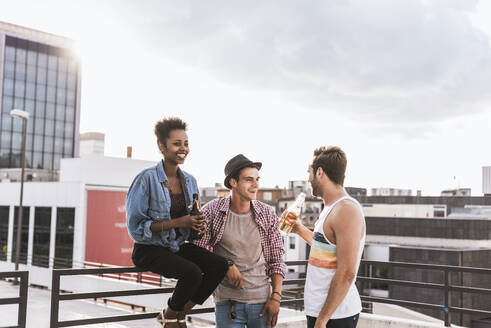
[265,208,287,277]
[126,174,157,243]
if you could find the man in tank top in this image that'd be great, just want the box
[195,154,286,328]
[285,146,366,328]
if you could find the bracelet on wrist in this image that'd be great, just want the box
[269,297,281,303]
[271,291,282,299]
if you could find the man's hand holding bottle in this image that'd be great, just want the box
[282,212,304,234]
[278,192,306,234]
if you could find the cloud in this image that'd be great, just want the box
[105,0,491,127]
[11,0,489,133]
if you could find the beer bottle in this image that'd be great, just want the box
[189,193,204,241]
[279,192,306,234]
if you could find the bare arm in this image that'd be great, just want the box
[314,202,364,327]
[289,216,314,245]
[260,274,284,327]
[271,273,283,295]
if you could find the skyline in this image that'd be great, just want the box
[1,1,491,195]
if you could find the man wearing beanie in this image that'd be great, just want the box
[194,154,286,328]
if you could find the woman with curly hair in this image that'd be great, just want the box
[126,117,229,327]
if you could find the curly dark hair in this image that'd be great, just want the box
[312,146,347,186]
[154,117,187,146]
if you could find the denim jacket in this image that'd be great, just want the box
[126,160,199,252]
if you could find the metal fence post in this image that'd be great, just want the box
[444,269,451,327]
[368,263,372,290]
[50,270,60,328]
[18,271,29,328]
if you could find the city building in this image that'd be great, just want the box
[363,215,491,326]
[215,186,283,205]
[0,21,81,180]
[353,194,491,217]
[441,188,471,196]
[371,187,412,196]
[283,180,312,198]
[0,154,155,287]
[79,132,104,156]
[345,186,367,197]
[484,166,491,196]
[361,203,447,218]
[199,185,219,204]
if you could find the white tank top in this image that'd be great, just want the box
[304,196,365,319]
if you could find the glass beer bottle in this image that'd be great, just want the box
[279,192,306,234]
[189,193,204,241]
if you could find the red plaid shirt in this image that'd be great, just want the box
[194,197,286,278]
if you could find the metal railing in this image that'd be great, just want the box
[48,260,491,327]
[358,260,491,327]
[3,253,74,269]
[49,266,215,328]
[0,271,29,328]
[81,260,176,287]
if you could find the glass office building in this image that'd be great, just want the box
[0,22,80,172]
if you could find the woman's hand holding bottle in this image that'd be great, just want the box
[178,214,205,232]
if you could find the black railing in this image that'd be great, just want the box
[358,260,491,327]
[48,260,491,328]
[49,266,216,328]
[0,271,29,328]
[1,254,73,269]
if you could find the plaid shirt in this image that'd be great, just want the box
[194,197,286,278]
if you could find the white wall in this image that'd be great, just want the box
[79,139,105,156]
[0,32,4,108]
[362,204,446,218]
[365,244,389,262]
[366,235,491,248]
[282,233,307,273]
[0,181,82,206]
[483,166,491,195]
[371,188,412,196]
[60,155,155,187]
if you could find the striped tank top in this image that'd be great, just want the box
[304,196,365,319]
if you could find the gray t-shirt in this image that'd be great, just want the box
[213,210,271,304]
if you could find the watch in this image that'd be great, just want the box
[226,259,234,267]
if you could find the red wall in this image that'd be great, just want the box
[86,190,133,266]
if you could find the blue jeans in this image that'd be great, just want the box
[215,300,268,328]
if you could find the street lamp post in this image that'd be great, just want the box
[10,109,29,272]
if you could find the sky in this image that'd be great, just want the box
[1,0,491,195]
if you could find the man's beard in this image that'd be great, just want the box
[311,178,321,197]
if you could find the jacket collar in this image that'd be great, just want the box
[156,160,188,184]
[156,160,167,183]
